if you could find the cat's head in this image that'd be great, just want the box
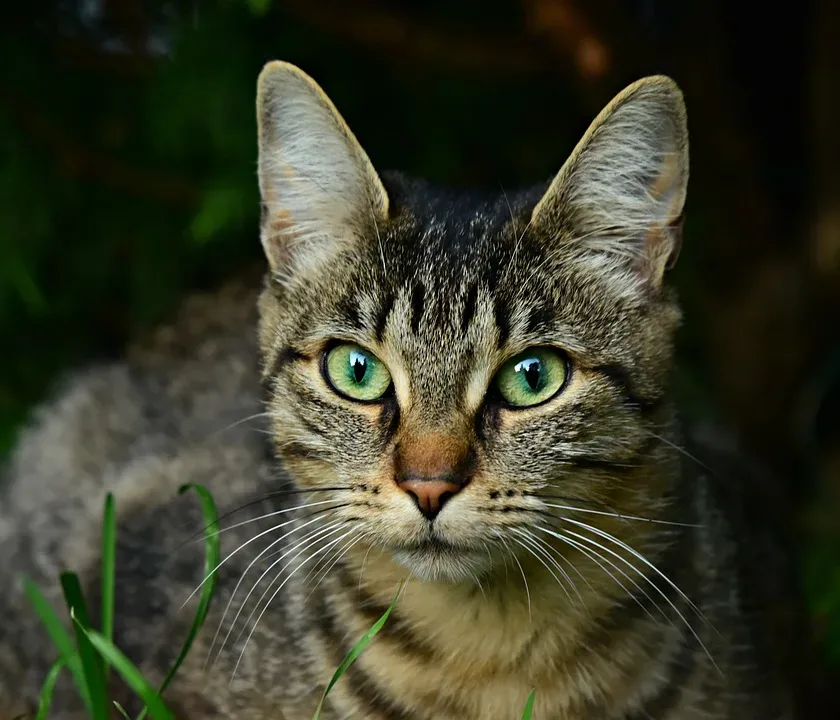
[255,61,688,583]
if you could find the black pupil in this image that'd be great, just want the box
[521,358,542,391]
[351,352,368,383]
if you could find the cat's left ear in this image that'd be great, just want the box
[530,75,688,289]
[256,61,389,277]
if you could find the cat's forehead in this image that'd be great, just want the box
[380,176,551,288]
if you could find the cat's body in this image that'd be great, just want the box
[0,63,795,719]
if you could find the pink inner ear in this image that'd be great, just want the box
[649,151,681,203]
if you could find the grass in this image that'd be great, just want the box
[19,487,537,719]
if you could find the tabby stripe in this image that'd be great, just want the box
[377,399,400,444]
[374,291,395,341]
[493,295,511,347]
[525,301,555,335]
[336,565,437,662]
[410,282,425,334]
[461,283,479,333]
[592,363,661,415]
[288,401,330,438]
[311,584,413,720]
[268,345,305,381]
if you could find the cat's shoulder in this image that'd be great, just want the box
[1,273,267,565]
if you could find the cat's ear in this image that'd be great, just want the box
[256,61,389,277]
[531,75,688,288]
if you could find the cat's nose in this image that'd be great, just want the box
[397,478,463,520]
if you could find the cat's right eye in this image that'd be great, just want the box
[493,347,568,408]
[323,343,392,402]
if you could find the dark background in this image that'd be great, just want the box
[2,0,839,713]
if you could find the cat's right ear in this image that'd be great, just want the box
[256,61,389,278]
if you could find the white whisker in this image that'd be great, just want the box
[538,526,664,626]
[216,520,347,669]
[231,526,356,681]
[510,534,573,604]
[204,511,338,666]
[513,528,583,605]
[542,501,699,528]
[180,499,344,607]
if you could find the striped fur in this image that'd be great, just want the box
[0,63,794,719]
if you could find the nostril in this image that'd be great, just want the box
[396,477,464,520]
[438,491,455,508]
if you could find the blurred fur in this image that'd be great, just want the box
[0,63,794,719]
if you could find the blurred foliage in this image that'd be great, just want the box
[0,0,838,707]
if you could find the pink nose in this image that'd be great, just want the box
[397,478,463,520]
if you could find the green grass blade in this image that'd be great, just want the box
[311,582,404,720]
[72,623,175,720]
[62,576,108,720]
[34,658,66,720]
[520,689,536,719]
[101,493,116,643]
[114,701,132,719]
[136,483,221,720]
[23,577,92,712]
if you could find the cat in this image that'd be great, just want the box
[0,61,796,719]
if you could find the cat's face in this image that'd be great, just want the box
[255,62,688,583]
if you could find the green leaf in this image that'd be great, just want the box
[34,658,66,720]
[101,493,117,642]
[62,576,109,720]
[520,689,536,719]
[72,623,175,720]
[311,582,404,720]
[23,578,92,711]
[114,701,132,719]
[136,483,221,720]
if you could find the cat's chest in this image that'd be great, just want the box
[313,605,635,720]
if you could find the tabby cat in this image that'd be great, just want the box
[0,61,795,719]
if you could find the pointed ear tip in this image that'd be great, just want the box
[256,60,318,100]
[625,75,686,114]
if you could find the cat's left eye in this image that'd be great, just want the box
[494,347,568,408]
[323,343,392,402]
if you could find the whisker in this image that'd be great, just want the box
[176,489,352,547]
[537,526,665,626]
[305,532,368,602]
[523,530,595,597]
[358,542,375,594]
[180,500,349,608]
[215,520,348,669]
[231,526,356,681]
[539,500,700,528]
[204,511,339,666]
[560,517,710,626]
[547,522,720,674]
[207,411,272,439]
[512,528,583,604]
[510,534,574,604]
[501,537,531,622]
[642,431,713,473]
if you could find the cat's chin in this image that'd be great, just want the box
[390,540,493,584]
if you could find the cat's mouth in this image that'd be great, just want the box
[389,534,493,583]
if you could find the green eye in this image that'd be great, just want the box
[324,343,392,402]
[495,347,568,407]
